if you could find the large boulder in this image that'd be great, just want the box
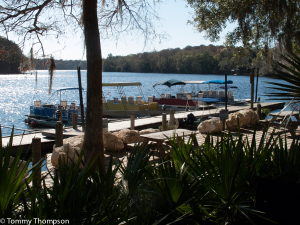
[103,132,124,151]
[51,143,83,169]
[226,109,260,130]
[114,129,140,144]
[63,135,84,148]
[198,118,223,134]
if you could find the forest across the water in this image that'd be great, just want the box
[0,37,271,75]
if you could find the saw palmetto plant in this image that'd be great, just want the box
[265,47,300,101]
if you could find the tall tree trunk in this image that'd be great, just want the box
[82,0,105,172]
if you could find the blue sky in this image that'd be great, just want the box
[11,0,234,60]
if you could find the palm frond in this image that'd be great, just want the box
[264,47,300,101]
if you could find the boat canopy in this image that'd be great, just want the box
[102,82,142,87]
[52,87,83,91]
[203,80,233,84]
[182,81,205,84]
[153,79,186,88]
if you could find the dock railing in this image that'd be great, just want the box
[0,125,41,138]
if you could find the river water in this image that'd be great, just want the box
[0,70,289,137]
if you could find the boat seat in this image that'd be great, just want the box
[203,91,209,98]
[60,100,68,109]
[208,91,213,98]
[228,91,234,101]
[128,96,134,105]
[148,96,154,104]
[198,93,203,98]
[176,93,183,99]
[219,91,225,98]
[34,101,41,107]
[70,102,76,109]
[186,93,192,100]
[136,96,142,105]
[212,91,218,98]
[121,96,127,104]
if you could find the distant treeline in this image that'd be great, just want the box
[102,45,252,75]
[34,59,87,70]
[34,45,253,75]
[0,40,269,75]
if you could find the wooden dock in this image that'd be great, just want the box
[1,102,285,155]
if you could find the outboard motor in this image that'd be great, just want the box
[31,120,38,128]
[186,113,196,125]
[56,110,62,119]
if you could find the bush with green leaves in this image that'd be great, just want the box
[0,127,44,219]
[4,126,300,224]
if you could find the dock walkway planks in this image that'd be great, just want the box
[2,102,285,155]
[2,132,54,155]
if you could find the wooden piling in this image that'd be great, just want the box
[72,113,77,129]
[55,121,63,147]
[162,113,167,131]
[130,115,135,130]
[32,137,41,188]
[169,112,175,127]
[250,68,255,109]
[57,110,62,122]
[257,103,262,119]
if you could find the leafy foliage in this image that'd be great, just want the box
[265,47,300,100]
[0,127,44,219]
[0,37,22,74]
[186,0,300,51]
[4,126,300,224]
[103,45,253,74]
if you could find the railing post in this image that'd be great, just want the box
[55,121,63,147]
[257,103,262,119]
[32,137,41,188]
[169,111,175,127]
[130,115,135,130]
[162,113,167,131]
[72,113,77,129]
[103,118,108,134]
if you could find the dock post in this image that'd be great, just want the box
[103,118,108,134]
[130,115,135,130]
[55,121,63,147]
[169,111,175,127]
[250,68,255,109]
[162,113,167,131]
[72,113,78,129]
[32,137,41,188]
[257,103,262,119]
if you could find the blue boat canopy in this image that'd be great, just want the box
[203,80,233,84]
[153,79,186,88]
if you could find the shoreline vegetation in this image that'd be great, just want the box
[0,42,273,76]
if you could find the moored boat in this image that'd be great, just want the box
[152,79,220,110]
[152,79,250,110]
[102,82,159,117]
[25,87,84,128]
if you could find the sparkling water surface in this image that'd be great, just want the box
[0,70,289,137]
